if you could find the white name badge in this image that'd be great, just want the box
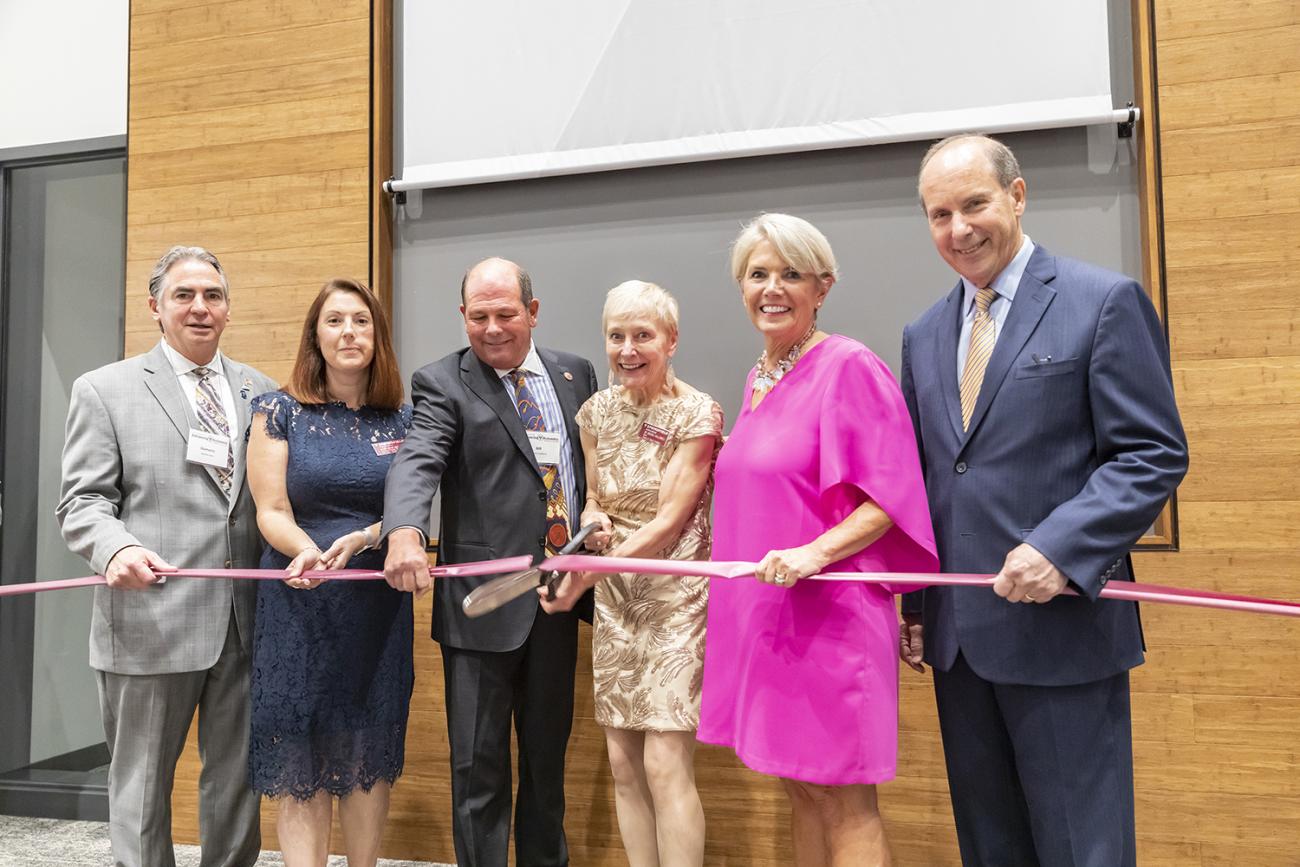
[186,430,231,469]
[526,430,562,466]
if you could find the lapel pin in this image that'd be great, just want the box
[563,371,573,381]
[239,377,253,400]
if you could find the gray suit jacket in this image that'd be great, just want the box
[901,246,1188,686]
[382,345,598,653]
[57,342,276,675]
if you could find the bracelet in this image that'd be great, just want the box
[358,526,377,552]
[298,545,322,558]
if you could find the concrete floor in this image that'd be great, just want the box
[0,815,450,867]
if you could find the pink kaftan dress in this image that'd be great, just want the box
[697,335,939,785]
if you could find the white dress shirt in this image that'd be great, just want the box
[159,337,238,434]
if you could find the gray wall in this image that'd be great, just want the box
[392,125,1142,432]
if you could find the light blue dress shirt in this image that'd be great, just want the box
[496,342,578,531]
[956,235,1035,378]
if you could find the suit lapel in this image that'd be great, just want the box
[960,247,1058,448]
[223,361,255,507]
[937,281,966,440]
[142,343,194,442]
[539,348,582,454]
[460,350,540,474]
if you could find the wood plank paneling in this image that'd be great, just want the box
[1158,70,1300,131]
[1156,23,1300,84]
[130,0,364,49]
[1165,262,1295,312]
[1161,164,1300,222]
[131,56,370,119]
[128,131,372,191]
[1154,0,1298,40]
[130,19,370,85]
[1172,357,1300,408]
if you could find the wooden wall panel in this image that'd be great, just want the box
[1125,2,1300,863]
[125,0,1300,863]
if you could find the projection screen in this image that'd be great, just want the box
[395,0,1121,191]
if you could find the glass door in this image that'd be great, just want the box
[0,154,125,819]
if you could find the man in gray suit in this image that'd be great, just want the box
[900,135,1187,865]
[58,246,275,867]
[383,257,597,867]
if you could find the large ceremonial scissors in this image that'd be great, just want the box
[461,523,600,618]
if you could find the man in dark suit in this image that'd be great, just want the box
[382,257,598,867]
[899,135,1188,866]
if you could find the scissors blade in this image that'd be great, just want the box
[435,555,534,577]
[462,567,542,618]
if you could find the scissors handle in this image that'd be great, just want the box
[544,523,600,601]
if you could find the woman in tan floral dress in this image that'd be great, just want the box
[543,280,721,867]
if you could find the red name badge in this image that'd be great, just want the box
[372,439,404,456]
[638,422,670,445]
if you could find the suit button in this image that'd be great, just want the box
[955,461,968,474]
[537,491,546,501]
[224,559,232,569]
[538,537,546,548]
[228,515,237,526]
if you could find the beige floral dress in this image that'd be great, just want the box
[576,385,724,731]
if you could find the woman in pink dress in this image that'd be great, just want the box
[697,213,939,866]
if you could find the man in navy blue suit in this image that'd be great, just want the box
[899,134,1188,866]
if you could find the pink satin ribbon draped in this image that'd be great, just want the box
[539,554,1300,619]
[0,556,533,598]
[4,553,1298,618]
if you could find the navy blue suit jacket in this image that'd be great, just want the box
[901,245,1188,686]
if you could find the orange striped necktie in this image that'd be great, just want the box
[959,286,998,431]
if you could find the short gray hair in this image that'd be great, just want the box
[602,280,679,337]
[729,213,839,285]
[917,134,1022,205]
[147,246,228,301]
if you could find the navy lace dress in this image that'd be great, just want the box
[248,391,414,800]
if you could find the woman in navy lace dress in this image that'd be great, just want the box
[246,278,413,866]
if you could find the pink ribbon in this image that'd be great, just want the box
[0,556,534,598]
[540,554,1300,619]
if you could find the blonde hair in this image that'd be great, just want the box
[729,213,839,285]
[601,280,679,337]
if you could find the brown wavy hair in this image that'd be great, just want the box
[285,278,403,410]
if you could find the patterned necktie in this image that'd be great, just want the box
[193,366,233,495]
[959,286,998,431]
[511,369,570,553]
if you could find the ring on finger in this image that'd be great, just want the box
[1025,593,1036,602]
[774,571,788,585]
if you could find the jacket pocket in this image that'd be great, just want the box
[1014,357,1078,379]
[440,541,495,565]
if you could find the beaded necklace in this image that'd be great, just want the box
[752,323,817,394]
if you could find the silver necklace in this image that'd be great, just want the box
[753,323,816,393]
